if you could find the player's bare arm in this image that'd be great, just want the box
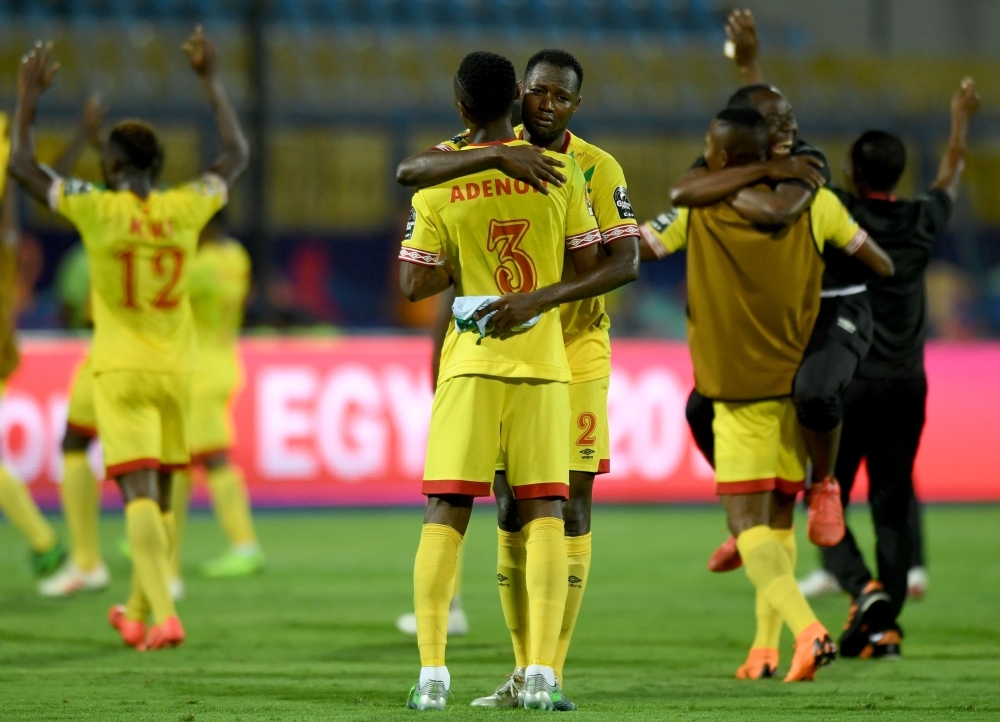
[670,155,824,208]
[399,257,453,302]
[478,236,639,337]
[725,9,763,85]
[184,26,249,187]
[933,77,980,201]
[429,287,455,389]
[730,183,814,227]
[396,144,566,194]
[9,41,61,205]
[51,94,105,178]
[852,237,895,277]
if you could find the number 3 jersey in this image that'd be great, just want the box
[50,174,228,375]
[400,139,601,383]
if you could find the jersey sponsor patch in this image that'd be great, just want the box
[613,186,635,219]
[649,209,678,233]
[404,207,416,239]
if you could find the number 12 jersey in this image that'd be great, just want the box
[50,174,228,375]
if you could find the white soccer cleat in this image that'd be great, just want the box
[396,607,469,636]
[797,568,843,598]
[38,562,110,597]
[907,566,929,600]
[470,668,525,708]
[407,667,450,711]
[170,578,185,601]
[523,665,574,711]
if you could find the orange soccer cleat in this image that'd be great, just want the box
[784,621,837,682]
[108,605,146,648]
[735,648,779,679]
[138,616,186,652]
[707,535,743,572]
[807,478,846,547]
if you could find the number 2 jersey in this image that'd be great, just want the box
[435,127,640,383]
[400,138,601,383]
[50,174,228,375]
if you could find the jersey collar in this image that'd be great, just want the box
[465,138,516,148]
[862,190,897,202]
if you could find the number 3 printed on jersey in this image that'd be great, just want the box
[487,219,536,294]
[115,246,185,310]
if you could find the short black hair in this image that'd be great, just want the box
[851,130,906,192]
[727,83,781,110]
[455,51,518,123]
[524,49,584,93]
[714,107,769,162]
[108,120,164,179]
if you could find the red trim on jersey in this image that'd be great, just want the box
[639,225,669,259]
[423,480,493,497]
[597,458,611,475]
[398,247,439,266]
[844,228,869,256]
[862,191,897,202]
[160,462,190,473]
[560,130,572,154]
[466,138,517,148]
[511,482,570,500]
[566,229,603,250]
[191,447,231,465]
[601,223,640,244]
[106,458,161,478]
[715,477,805,495]
[66,422,97,439]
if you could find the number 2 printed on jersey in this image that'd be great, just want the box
[487,219,536,294]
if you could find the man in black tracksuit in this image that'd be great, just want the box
[825,78,980,659]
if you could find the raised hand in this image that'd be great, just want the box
[495,144,567,193]
[18,41,60,100]
[81,94,106,146]
[725,9,759,68]
[183,25,218,79]
[766,155,826,189]
[952,77,981,122]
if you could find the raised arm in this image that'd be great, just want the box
[725,9,764,85]
[183,27,249,188]
[51,94,105,178]
[396,144,566,193]
[9,42,61,205]
[670,155,824,207]
[730,183,813,227]
[933,77,980,201]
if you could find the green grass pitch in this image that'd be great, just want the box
[0,505,997,720]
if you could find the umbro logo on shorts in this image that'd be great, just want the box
[568,575,583,588]
[837,317,857,334]
[580,448,595,457]
[497,573,510,587]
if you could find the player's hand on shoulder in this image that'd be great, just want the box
[183,25,218,79]
[766,155,825,189]
[496,144,566,194]
[474,292,544,339]
[18,41,60,99]
[951,77,980,121]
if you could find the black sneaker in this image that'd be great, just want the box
[839,580,892,657]
[861,629,902,659]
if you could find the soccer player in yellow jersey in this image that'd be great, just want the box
[642,108,893,682]
[0,119,69,582]
[10,30,249,651]
[170,213,262,586]
[399,50,633,711]
[396,50,640,708]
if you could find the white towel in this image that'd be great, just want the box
[451,296,542,339]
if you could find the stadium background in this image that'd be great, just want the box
[1,0,999,504]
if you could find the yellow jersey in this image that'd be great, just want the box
[401,139,601,383]
[51,174,228,375]
[434,127,639,383]
[642,188,868,400]
[189,238,250,388]
[0,118,16,380]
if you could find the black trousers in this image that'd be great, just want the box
[821,375,928,624]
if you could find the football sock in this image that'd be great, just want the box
[450,540,464,611]
[125,498,176,624]
[169,470,191,579]
[0,464,56,553]
[554,532,592,683]
[497,528,530,669]
[522,517,568,668]
[207,465,258,548]
[737,525,817,636]
[162,510,177,575]
[413,523,462,667]
[751,527,797,650]
[61,451,102,571]
[124,565,151,622]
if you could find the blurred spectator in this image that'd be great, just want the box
[55,244,91,330]
[925,261,979,340]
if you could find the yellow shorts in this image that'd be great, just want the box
[66,354,98,438]
[94,370,192,478]
[568,376,611,474]
[189,367,240,461]
[713,397,806,496]
[424,375,570,500]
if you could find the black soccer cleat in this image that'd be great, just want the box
[861,629,902,660]
[839,580,893,658]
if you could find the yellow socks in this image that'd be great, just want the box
[0,464,56,553]
[61,451,102,571]
[450,541,464,611]
[169,471,191,579]
[554,532,591,683]
[750,527,797,650]
[413,523,462,667]
[124,567,151,622]
[125,498,176,624]
[522,517,568,668]
[207,465,258,548]
[497,528,530,669]
[737,525,817,637]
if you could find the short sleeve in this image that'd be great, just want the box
[169,174,228,229]
[563,160,602,251]
[587,155,640,244]
[50,177,102,232]
[639,208,689,259]
[917,188,953,239]
[398,192,443,266]
[810,188,868,255]
[431,131,470,152]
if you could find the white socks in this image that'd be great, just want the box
[525,664,556,686]
[419,665,450,690]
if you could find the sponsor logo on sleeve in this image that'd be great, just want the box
[63,179,94,196]
[614,186,635,220]
[649,209,678,233]
[586,199,595,217]
[403,207,416,240]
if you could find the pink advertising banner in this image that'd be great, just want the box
[2,337,998,507]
